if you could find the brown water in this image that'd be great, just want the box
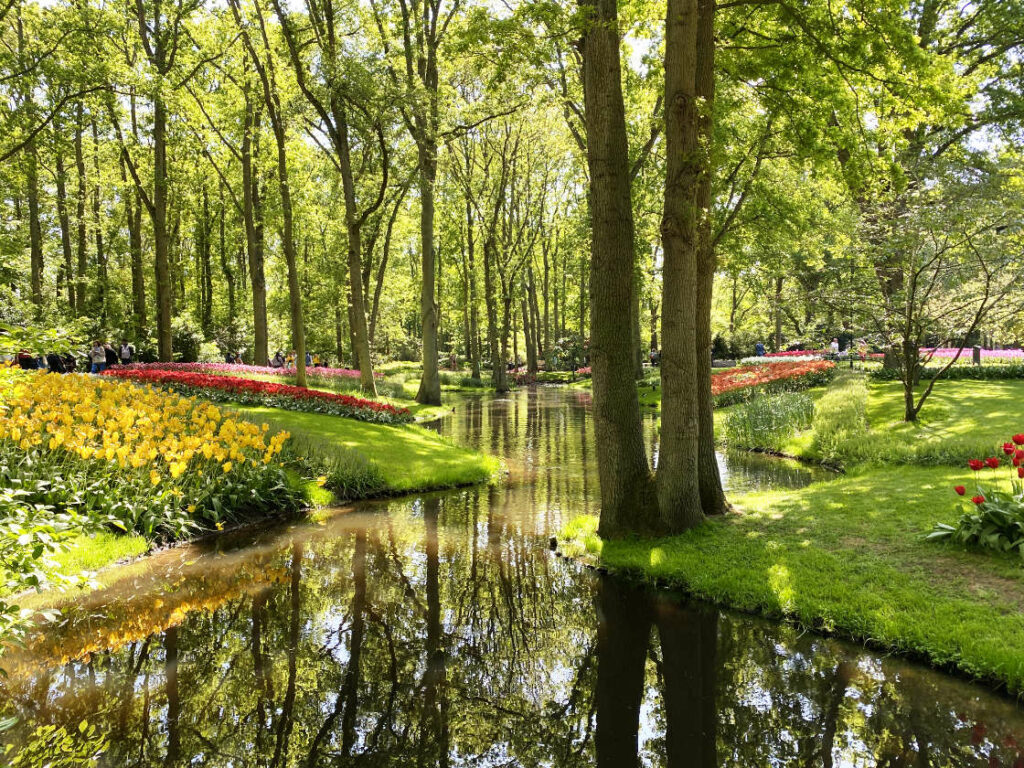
[1,387,1022,766]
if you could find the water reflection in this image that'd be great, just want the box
[1,388,1021,766]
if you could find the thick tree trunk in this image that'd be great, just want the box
[657,0,704,532]
[484,237,506,392]
[631,266,643,378]
[694,0,727,515]
[124,164,146,335]
[271,127,306,386]
[55,152,75,311]
[581,0,658,537]
[153,94,173,361]
[199,187,214,335]
[416,142,443,405]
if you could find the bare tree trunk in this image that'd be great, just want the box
[581,0,658,537]
[773,275,784,351]
[91,121,107,324]
[123,158,146,335]
[74,107,88,315]
[56,152,76,311]
[416,141,442,405]
[657,0,704,532]
[219,183,235,319]
[242,89,268,365]
[694,0,727,515]
[153,94,173,361]
[26,141,43,309]
[484,236,506,392]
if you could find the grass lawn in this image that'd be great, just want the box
[561,463,1024,693]
[562,373,1024,693]
[237,405,500,493]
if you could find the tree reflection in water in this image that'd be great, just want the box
[1,388,1023,766]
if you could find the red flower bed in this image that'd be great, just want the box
[764,349,826,358]
[710,360,835,406]
[104,368,412,424]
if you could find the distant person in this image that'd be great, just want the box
[306,351,312,367]
[857,338,868,361]
[89,341,107,373]
[225,350,235,364]
[45,352,66,373]
[830,338,840,356]
[104,343,119,368]
[755,341,765,357]
[16,349,38,370]
[287,350,296,367]
[650,349,660,366]
[313,352,323,367]
[119,339,135,366]
[271,351,285,368]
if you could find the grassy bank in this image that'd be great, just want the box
[561,463,1024,693]
[562,373,1024,693]
[236,406,500,494]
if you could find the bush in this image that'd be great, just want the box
[870,363,1024,382]
[459,376,485,388]
[723,392,815,452]
[171,316,204,363]
[810,372,868,462]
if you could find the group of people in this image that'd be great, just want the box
[269,350,328,368]
[87,340,136,373]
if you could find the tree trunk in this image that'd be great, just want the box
[26,141,43,309]
[91,121,107,324]
[522,295,537,373]
[369,188,405,348]
[199,187,214,335]
[74,108,88,315]
[337,112,377,394]
[219,184,235,319]
[694,0,727,515]
[416,141,442,405]
[55,152,75,311]
[153,94,173,361]
[484,236,506,392]
[242,91,268,365]
[123,159,146,335]
[581,0,658,537]
[467,201,481,379]
[657,0,704,532]
[773,275,784,351]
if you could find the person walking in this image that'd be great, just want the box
[271,350,285,368]
[119,339,135,366]
[755,341,765,357]
[89,341,107,373]
[829,338,840,357]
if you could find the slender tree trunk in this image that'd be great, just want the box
[26,141,43,309]
[242,92,268,365]
[484,237,506,391]
[74,109,88,315]
[337,114,376,394]
[55,152,75,311]
[199,187,214,334]
[694,0,727,515]
[219,184,235,319]
[522,295,537,373]
[773,275,784,351]
[467,205,481,379]
[542,245,551,357]
[369,188,404,348]
[657,0,704,532]
[153,94,173,361]
[122,157,146,335]
[416,142,442,405]
[581,0,658,536]
[91,122,107,324]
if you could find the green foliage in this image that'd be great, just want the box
[0,321,86,357]
[171,316,204,363]
[871,363,1024,382]
[3,722,108,768]
[723,392,814,453]
[810,373,868,463]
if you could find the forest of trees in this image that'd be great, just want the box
[2,0,1024,529]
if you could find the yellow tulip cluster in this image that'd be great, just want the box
[0,371,289,483]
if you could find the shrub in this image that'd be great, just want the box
[929,442,1024,558]
[723,392,815,452]
[810,372,868,462]
[870,363,1024,382]
[459,376,485,388]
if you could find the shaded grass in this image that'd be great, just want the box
[49,533,149,578]
[236,406,500,493]
[561,463,1024,693]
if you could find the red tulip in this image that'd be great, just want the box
[1003,442,1015,455]
[1014,434,1024,445]
[972,495,986,505]
[1016,450,1024,460]
[986,457,1001,469]
[1019,467,1024,479]
[1014,457,1021,467]
[968,459,985,471]
[954,485,966,495]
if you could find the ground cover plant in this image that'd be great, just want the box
[722,392,815,453]
[104,367,412,424]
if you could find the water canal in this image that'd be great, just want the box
[1,386,1022,766]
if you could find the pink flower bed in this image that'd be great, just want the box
[118,362,381,379]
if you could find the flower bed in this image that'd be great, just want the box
[118,361,379,380]
[712,360,836,407]
[0,371,298,537]
[930,436,1024,557]
[104,368,412,424]
[764,349,826,358]
[922,347,1024,360]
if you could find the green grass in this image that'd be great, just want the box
[236,406,500,493]
[49,533,149,577]
[561,462,1024,693]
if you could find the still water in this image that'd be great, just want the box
[1,387,1022,766]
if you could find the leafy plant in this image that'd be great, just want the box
[810,372,868,462]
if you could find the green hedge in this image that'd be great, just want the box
[870,363,1024,382]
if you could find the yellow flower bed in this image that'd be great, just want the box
[0,370,288,478]
[0,370,301,538]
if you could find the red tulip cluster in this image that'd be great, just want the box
[104,368,412,424]
[956,435,1024,504]
[711,359,835,396]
